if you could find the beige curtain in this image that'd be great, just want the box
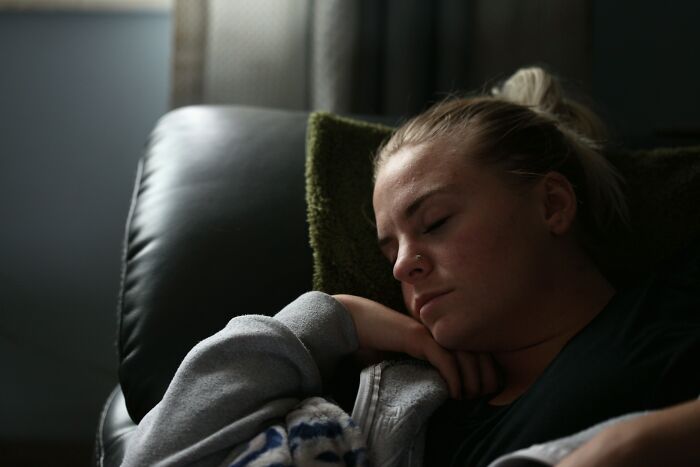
[171,0,591,115]
[172,0,311,109]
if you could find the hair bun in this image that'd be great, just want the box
[493,67,607,142]
[492,67,562,114]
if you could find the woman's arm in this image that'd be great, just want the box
[334,294,502,400]
[121,291,359,467]
[558,398,700,467]
[120,291,498,466]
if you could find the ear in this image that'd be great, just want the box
[537,171,577,235]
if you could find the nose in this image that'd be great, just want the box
[393,248,431,283]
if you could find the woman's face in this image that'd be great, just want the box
[373,139,556,351]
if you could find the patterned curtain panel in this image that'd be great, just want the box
[171,0,590,116]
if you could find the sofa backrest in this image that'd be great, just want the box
[117,106,313,422]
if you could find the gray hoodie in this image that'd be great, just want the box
[120,291,649,467]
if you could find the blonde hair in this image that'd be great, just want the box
[374,67,630,251]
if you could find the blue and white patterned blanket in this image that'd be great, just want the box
[228,397,368,467]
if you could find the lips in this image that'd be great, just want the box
[414,290,452,316]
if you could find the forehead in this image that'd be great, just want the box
[372,141,475,219]
[375,141,470,196]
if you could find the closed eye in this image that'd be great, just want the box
[423,217,449,234]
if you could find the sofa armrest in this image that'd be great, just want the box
[94,386,136,467]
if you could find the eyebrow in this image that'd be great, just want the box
[377,185,456,249]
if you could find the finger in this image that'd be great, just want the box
[423,344,462,400]
[456,352,481,399]
[477,353,502,396]
[399,321,462,399]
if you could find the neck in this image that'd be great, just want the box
[488,253,616,406]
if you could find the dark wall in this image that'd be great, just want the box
[460,0,700,148]
[0,9,170,452]
[592,0,700,147]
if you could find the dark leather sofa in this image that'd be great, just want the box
[94,100,700,466]
[94,105,320,467]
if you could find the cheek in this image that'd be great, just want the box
[448,221,503,270]
[443,211,532,285]
[471,214,547,292]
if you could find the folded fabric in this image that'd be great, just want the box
[352,359,449,467]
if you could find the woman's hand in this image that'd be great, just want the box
[333,294,501,400]
[557,399,700,467]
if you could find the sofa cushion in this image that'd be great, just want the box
[305,111,700,308]
[306,113,404,311]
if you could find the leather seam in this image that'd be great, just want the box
[97,385,122,467]
[116,157,145,366]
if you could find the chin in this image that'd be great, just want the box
[431,322,485,351]
[430,324,464,350]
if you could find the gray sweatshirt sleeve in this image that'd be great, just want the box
[120,291,359,467]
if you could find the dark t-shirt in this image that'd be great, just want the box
[425,239,700,467]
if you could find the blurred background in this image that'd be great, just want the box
[1,0,699,465]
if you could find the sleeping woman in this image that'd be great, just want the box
[120,67,700,467]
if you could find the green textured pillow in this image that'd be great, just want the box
[305,112,404,311]
[305,111,700,305]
